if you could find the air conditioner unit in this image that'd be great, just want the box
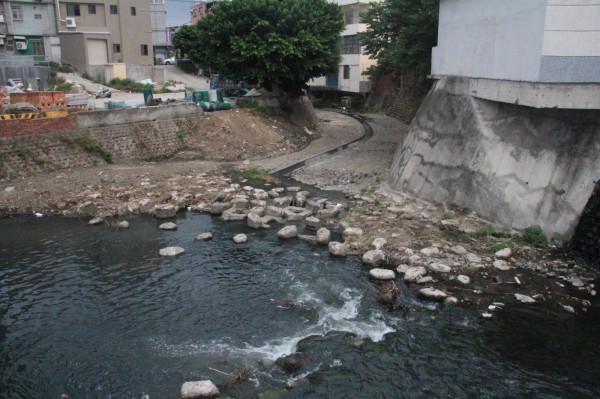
[16,41,27,50]
[0,38,4,46]
[0,15,5,23]
[66,17,76,28]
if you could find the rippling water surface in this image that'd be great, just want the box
[1,214,599,398]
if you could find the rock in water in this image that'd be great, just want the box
[233,234,248,243]
[316,227,331,245]
[328,241,349,256]
[159,246,185,256]
[342,227,363,241]
[88,217,104,226]
[278,225,298,239]
[404,266,427,283]
[362,250,385,266]
[196,232,213,241]
[493,260,511,271]
[180,380,220,399]
[369,268,396,280]
[276,353,305,373]
[247,212,264,229]
[418,287,448,301]
[159,222,177,230]
[155,204,177,219]
[117,220,129,229]
[515,293,536,304]
[457,275,471,285]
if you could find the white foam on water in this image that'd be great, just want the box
[148,284,395,361]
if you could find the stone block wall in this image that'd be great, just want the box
[0,103,203,178]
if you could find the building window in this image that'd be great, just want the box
[130,6,136,16]
[345,11,354,25]
[67,4,81,17]
[140,44,148,56]
[88,4,96,14]
[34,14,42,20]
[341,35,361,55]
[31,40,45,56]
[110,5,118,14]
[343,65,350,80]
[113,43,121,53]
[11,5,23,21]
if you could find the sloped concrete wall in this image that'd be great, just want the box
[388,76,600,242]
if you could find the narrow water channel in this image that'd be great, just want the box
[1,212,599,398]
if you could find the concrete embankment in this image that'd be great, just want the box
[386,76,600,242]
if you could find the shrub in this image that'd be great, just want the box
[519,226,547,247]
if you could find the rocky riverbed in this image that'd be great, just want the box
[1,110,597,319]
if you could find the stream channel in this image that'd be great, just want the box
[1,117,600,398]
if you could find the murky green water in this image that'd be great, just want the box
[1,213,599,398]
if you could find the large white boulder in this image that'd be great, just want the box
[155,204,177,219]
[362,250,385,266]
[278,225,298,239]
[159,246,185,256]
[404,266,427,283]
[328,241,349,257]
[316,227,331,245]
[181,380,219,399]
[369,268,396,280]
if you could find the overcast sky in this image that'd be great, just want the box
[165,0,193,27]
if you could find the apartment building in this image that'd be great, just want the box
[308,0,380,95]
[189,0,218,25]
[58,0,153,71]
[150,0,168,62]
[0,0,61,62]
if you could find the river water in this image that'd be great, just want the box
[1,213,599,398]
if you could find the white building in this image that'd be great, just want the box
[308,0,380,94]
[431,0,600,109]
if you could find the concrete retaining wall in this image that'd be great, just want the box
[0,103,203,178]
[387,76,600,242]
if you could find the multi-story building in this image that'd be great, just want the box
[0,0,61,62]
[308,0,379,96]
[150,0,168,62]
[58,0,153,73]
[189,0,218,25]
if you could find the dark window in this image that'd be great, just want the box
[11,5,23,20]
[31,40,45,56]
[113,43,121,53]
[345,11,353,25]
[341,35,361,55]
[88,4,96,14]
[110,5,117,14]
[67,4,81,17]
[140,44,148,56]
[343,65,350,80]
[130,6,136,16]
[34,14,42,20]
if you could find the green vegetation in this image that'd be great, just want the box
[470,225,496,238]
[441,212,455,220]
[105,219,126,229]
[48,61,74,74]
[244,167,276,183]
[360,186,376,196]
[174,0,344,97]
[490,241,510,253]
[360,0,438,82]
[518,225,547,247]
[15,145,48,168]
[60,135,113,164]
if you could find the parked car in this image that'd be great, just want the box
[162,57,176,65]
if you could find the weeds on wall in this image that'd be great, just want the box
[14,145,48,169]
[60,135,113,164]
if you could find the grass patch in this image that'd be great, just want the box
[244,167,276,183]
[517,225,547,247]
[470,225,496,238]
[490,241,511,253]
[441,212,455,220]
[60,135,113,164]
[360,186,376,196]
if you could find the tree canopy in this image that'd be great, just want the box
[360,0,438,80]
[174,0,344,97]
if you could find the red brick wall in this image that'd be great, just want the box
[0,115,77,137]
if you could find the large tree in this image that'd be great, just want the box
[360,0,438,81]
[174,0,344,97]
